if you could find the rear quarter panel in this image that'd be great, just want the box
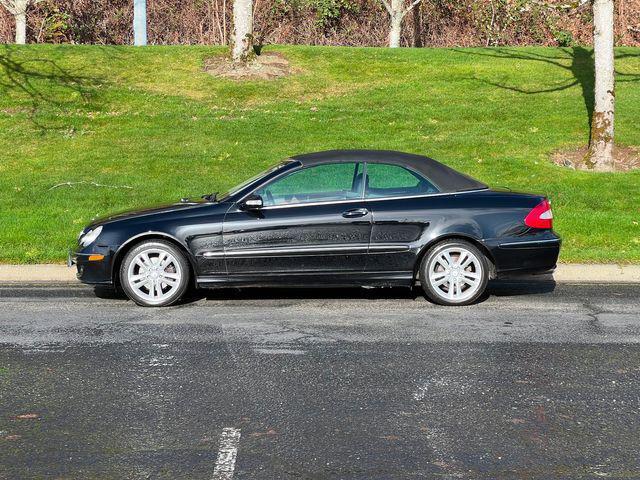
[366,190,558,274]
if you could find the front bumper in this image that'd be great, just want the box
[68,246,115,285]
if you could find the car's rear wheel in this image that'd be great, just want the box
[419,240,488,306]
[120,240,190,307]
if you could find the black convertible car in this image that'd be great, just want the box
[70,150,560,307]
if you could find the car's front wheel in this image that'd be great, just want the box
[120,240,190,307]
[419,239,489,306]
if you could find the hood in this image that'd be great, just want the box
[89,198,211,228]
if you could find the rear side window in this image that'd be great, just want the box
[365,163,439,198]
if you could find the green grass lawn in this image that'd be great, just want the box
[1,44,639,263]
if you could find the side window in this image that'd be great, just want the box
[365,163,439,199]
[256,162,363,206]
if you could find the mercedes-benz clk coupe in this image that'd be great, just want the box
[70,150,561,307]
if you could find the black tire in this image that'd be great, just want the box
[419,239,489,306]
[119,240,191,307]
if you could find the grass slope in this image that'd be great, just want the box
[1,44,639,263]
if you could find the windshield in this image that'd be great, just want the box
[217,160,292,202]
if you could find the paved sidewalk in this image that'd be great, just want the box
[0,264,639,284]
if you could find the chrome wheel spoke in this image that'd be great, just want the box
[448,280,456,299]
[130,273,147,285]
[141,252,152,267]
[432,275,449,287]
[460,256,473,268]
[461,278,477,288]
[461,271,480,286]
[143,279,154,295]
[157,252,169,268]
[438,252,452,268]
[162,271,180,280]
[431,271,448,281]
[161,276,179,287]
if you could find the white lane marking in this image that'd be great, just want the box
[212,427,241,480]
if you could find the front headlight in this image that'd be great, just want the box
[79,226,103,247]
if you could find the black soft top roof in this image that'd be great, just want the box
[289,150,488,193]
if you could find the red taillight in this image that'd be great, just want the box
[524,198,553,229]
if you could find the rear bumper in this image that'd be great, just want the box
[68,247,114,285]
[488,232,561,276]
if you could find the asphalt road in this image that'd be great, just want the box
[1,280,640,479]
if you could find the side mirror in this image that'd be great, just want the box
[241,194,263,210]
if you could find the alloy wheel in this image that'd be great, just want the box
[427,246,483,303]
[126,247,184,305]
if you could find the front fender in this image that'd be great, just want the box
[109,230,198,285]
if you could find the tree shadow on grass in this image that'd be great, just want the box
[452,47,640,131]
[0,45,104,132]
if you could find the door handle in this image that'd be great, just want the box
[342,208,369,218]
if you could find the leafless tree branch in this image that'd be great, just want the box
[403,0,421,15]
[48,181,133,191]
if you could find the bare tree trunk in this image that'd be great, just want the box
[223,0,227,45]
[133,0,147,46]
[587,0,615,171]
[231,0,253,63]
[382,0,420,48]
[412,4,422,47]
[14,0,27,44]
[389,12,402,47]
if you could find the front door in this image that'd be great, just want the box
[222,162,372,277]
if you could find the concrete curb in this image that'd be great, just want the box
[552,264,640,284]
[0,264,78,283]
[0,263,639,284]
